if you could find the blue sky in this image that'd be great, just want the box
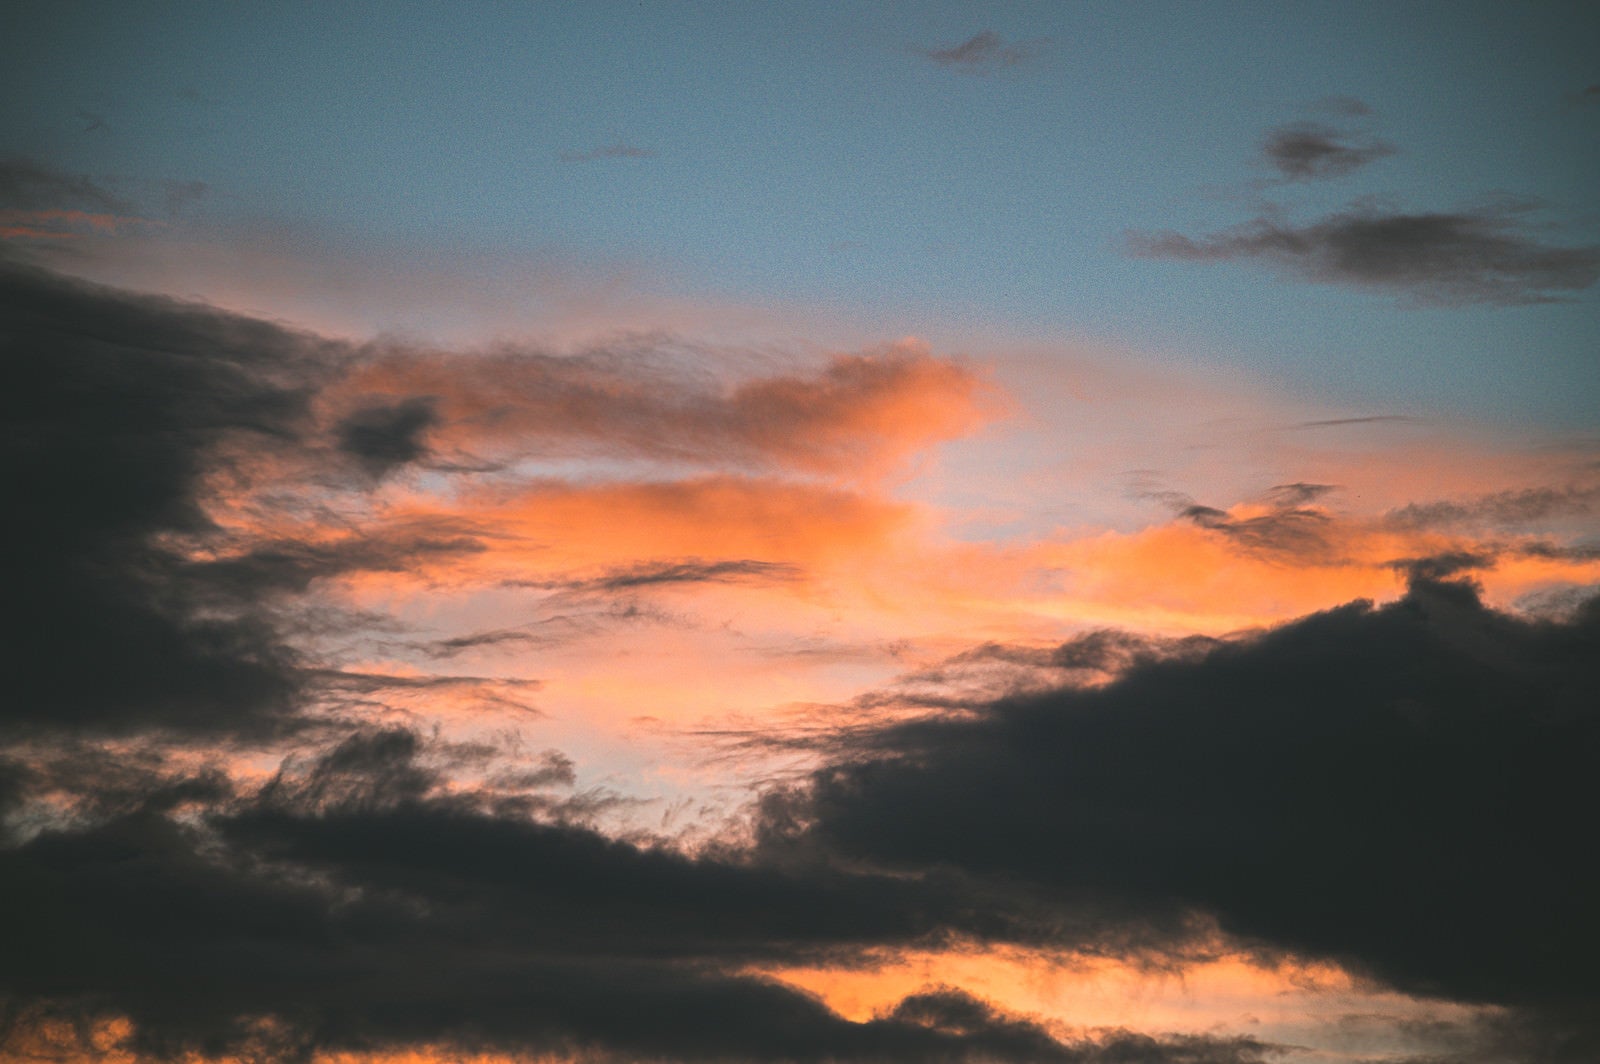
[5,1,1597,425]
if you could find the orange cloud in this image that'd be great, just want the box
[328,338,1000,479]
[0,206,154,240]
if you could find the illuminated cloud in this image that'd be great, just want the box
[336,336,997,478]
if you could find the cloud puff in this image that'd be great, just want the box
[1129,202,1600,304]
[1262,122,1395,180]
[917,31,1037,73]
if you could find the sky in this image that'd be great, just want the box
[1,3,1598,1063]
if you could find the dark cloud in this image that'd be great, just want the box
[918,31,1037,73]
[0,725,1279,1063]
[949,628,1218,678]
[1128,202,1600,305]
[1263,122,1395,180]
[1,264,328,738]
[1147,488,1336,561]
[334,396,438,478]
[0,265,491,740]
[412,626,547,658]
[190,521,484,599]
[775,577,1600,1041]
[558,142,656,163]
[516,558,802,594]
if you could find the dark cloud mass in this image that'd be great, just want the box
[1,265,324,737]
[0,726,1277,1064]
[0,265,491,739]
[335,396,439,478]
[1130,203,1600,304]
[779,576,1600,1052]
[1262,122,1394,180]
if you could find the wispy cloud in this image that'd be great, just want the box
[558,141,656,163]
[1129,202,1600,305]
[1291,414,1423,429]
[917,31,1038,74]
[0,155,131,214]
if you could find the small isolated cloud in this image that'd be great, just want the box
[559,141,656,163]
[1263,122,1395,181]
[918,31,1036,74]
[1312,95,1375,117]
[75,109,110,134]
[163,179,208,215]
[1128,202,1600,305]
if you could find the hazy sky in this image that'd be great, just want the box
[3,5,1598,1064]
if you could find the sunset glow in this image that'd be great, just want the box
[3,4,1597,1063]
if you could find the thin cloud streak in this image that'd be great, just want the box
[559,142,657,163]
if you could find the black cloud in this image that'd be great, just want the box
[1129,203,1600,305]
[0,727,1278,1064]
[334,396,439,478]
[1,265,325,738]
[0,265,484,739]
[777,577,1600,1048]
